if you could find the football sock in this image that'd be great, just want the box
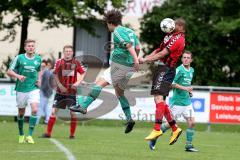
[186,128,194,143]
[154,102,165,131]
[89,85,102,99]
[164,104,178,131]
[168,120,178,132]
[17,116,24,136]
[28,115,37,136]
[70,117,77,137]
[82,96,94,109]
[161,123,169,133]
[82,85,103,109]
[164,104,174,122]
[118,95,132,121]
[47,116,56,136]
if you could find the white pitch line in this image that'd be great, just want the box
[50,138,76,160]
[16,150,60,153]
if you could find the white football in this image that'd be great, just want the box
[160,18,175,33]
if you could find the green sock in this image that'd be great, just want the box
[161,123,169,133]
[28,115,37,136]
[119,96,132,121]
[82,96,94,109]
[81,85,102,109]
[17,116,24,136]
[186,128,195,143]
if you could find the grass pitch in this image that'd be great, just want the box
[0,118,239,160]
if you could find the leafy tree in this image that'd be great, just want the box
[0,0,128,54]
[140,0,240,87]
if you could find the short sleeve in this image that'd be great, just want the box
[9,56,19,70]
[36,58,42,72]
[113,28,131,46]
[76,61,85,74]
[172,68,182,84]
[53,59,61,74]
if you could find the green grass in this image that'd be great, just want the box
[0,119,239,160]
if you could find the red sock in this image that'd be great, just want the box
[70,117,77,137]
[165,104,177,131]
[154,102,165,131]
[47,116,56,136]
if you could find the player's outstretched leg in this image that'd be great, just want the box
[70,85,103,114]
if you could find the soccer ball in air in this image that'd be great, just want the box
[160,18,175,33]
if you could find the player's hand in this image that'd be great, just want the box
[185,86,193,92]
[59,85,68,93]
[138,57,145,64]
[17,75,26,82]
[71,83,79,90]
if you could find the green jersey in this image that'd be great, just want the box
[170,64,194,106]
[9,53,42,92]
[111,26,140,67]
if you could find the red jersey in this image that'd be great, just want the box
[54,58,85,94]
[155,32,185,68]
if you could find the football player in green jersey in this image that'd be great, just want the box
[71,10,140,134]
[7,39,42,144]
[105,9,140,134]
[104,9,140,133]
[149,51,198,152]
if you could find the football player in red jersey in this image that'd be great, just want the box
[42,45,85,139]
[139,18,186,145]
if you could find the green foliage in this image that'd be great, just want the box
[0,0,129,53]
[0,55,13,78]
[140,0,240,86]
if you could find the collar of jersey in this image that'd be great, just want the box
[24,53,35,60]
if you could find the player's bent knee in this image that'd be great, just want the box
[18,113,24,118]
[154,95,164,103]
[188,121,195,128]
[32,110,38,115]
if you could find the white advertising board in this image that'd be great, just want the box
[0,83,31,116]
[0,84,210,123]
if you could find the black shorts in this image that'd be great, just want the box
[53,93,77,109]
[151,64,175,96]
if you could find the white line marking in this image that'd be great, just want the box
[200,144,222,147]
[50,138,76,160]
[16,150,60,153]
